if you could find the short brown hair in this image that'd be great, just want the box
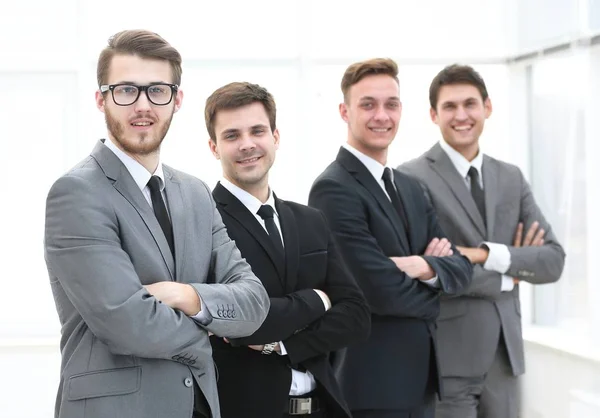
[429,64,488,110]
[341,58,399,102]
[97,29,182,86]
[205,82,277,141]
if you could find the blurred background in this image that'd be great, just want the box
[0,0,598,416]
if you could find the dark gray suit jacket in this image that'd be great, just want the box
[45,140,270,418]
[399,143,565,377]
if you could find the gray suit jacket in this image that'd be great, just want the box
[45,140,270,418]
[398,143,565,378]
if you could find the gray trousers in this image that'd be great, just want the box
[435,339,520,418]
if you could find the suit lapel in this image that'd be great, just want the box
[164,167,184,280]
[392,170,419,253]
[337,148,410,253]
[213,183,286,279]
[426,143,487,237]
[276,197,299,293]
[91,140,175,280]
[482,156,498,238]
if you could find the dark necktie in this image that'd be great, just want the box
[382,167,408,229]
[468,166,486,225]
[147,175,175,256]
[257,204,284,258]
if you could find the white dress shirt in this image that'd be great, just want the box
[439,140,514,292]
[219,178,330,396]
[104,138,213,322]
[342,143,439,286]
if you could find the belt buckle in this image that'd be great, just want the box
[289,397,312,415]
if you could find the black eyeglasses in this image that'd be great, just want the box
[100,83,178,106]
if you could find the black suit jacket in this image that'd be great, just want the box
[211,182,371,418]
[308,147,473,412]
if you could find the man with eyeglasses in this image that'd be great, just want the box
[44,29,270,418]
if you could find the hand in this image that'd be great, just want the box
[313,289,331,311]
[247,343,281,354]
[144,282,201,316]
[455,246,489,265]
[513,221,545,247]
[390,256,435,281]
[511,221,545,285]
[424,237,453,257]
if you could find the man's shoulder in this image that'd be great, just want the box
[164,165,212,193]
[279,198,324,220]
[483,155,524,182]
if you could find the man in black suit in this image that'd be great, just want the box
[205,81,371,418]
[308,58,473,418]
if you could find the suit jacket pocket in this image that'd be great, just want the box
[437,301,468,321]
[299,251,328,283]
[67,366,141,401]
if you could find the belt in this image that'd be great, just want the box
[285,395,320,415]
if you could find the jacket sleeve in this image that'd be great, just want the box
[309,177,441,321]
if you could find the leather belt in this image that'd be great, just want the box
[286,396,320,415]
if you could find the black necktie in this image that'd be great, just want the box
[257,205,284,257]
[147,175,175,256]
[382,167,408,229]
[468,166,486,225]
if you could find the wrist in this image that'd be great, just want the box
[180,284,201,316]
[477,248,489,264]
[418,257,435,280]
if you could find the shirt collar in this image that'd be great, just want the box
[343,143,387,182]
[439,139,483,180]
[104,137,166,191]
[219,178,277,216]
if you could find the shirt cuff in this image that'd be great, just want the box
[422,275,439,287]
[501,275,515,292]
[481,242,511,274]
[191,295,213,326]
[277,341,287,356]
[314,290,331,311]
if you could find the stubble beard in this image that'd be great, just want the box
[105,108,174,156]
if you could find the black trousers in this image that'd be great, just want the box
[193,382,211,418]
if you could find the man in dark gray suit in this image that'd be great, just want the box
[398,64,566,418]
[44,29,269,418]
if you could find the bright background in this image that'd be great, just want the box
[1,1,599,416]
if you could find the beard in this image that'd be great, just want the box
[105,107,174,156]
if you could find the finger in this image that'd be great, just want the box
[532,228,545,246]
[513,223,523,247]
[522,221,539,246]
[433,238,450,257]
[448,249,454,256]
[424,238,440,256]
[441,241,452,256]
[223,338,230,343]
[432,240,448,257]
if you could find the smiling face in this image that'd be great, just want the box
[95,54,183,160]
[431,83,492,160]
[209,102,279,198]
[340,74,401,165]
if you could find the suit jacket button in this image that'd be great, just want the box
[184,377,193,388]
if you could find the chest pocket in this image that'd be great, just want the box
[298,250,328,286]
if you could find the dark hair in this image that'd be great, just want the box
[97,29,182,86]
[429,64,488,109]
[205,82,276,141]
[341,58,399,102]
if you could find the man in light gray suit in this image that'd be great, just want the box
[44,30,270,418]
[398,64,565,418]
